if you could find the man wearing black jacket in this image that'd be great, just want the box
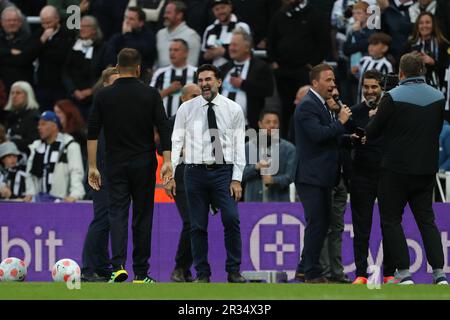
[366,53,448,285]
[87,48,172,284]
[267,0,329,137]
[219,29,274,130]
[32,5,74,110]
[347,70,395,285]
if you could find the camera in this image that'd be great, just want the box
[380,73,399,91]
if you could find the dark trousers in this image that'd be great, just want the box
[81,177,111,276]
[320,178,347,278]
[350,168,395,277]
[296,183,331,280]
[173,164,193,271]
[378,170,445,271]
[107,159,156,276]
[184,164,241,278]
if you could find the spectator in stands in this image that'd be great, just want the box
[230,0,281,49]
[47,0,90,21]
[54,99,86,161]
[32,5,74,111]
[219,29,274,130]
[24,111,85,202]
[288,85,311,144]
[405,12,449,90]
[242,109,295,202]
[4,81,39,156]
[104,6,156,82]
[156,1,200,67]
[151,39,197,117]
[128,0,166,33]
[343,1,376,82]
[0,6,35,93]
[267,0,329,137]
[356,32,393,101]
[0,140,26,199]
[88,0,129,41]
[409,0,436,24]
[62,15,105,120]
[439,120,450,171]
[379,0,414,65]
[201,0,250,67]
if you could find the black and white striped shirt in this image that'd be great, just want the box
[202,14,251,67]
[1,165,27,198]
[358,55,393,102]
[150,64,197,117]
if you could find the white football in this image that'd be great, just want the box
[52,259,81,282]
[0,257,27,282]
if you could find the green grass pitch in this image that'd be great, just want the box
[0,283,449,300]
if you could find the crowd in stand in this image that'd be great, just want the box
[0,0,449,202]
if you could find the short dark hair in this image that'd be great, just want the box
[169,0,187,17]
[172,38,189,51]
[362,69,382,84]
[117,48,141,69]
[127,6,146,22]
[259,109,280,121]
[368,32,391,46]
[309,63,334,84]
[197,64,222,80]
[399,52,425,78]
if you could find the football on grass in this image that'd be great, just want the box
[52,259,81,282]
[0,257,27,282]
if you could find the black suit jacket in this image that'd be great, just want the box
[219,56,274,129]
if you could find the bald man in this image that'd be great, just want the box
[168,83,201,282]
[288,85,311,143]
[32,5,74,110]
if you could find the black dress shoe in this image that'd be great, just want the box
[81,273,109,282]
[328,275,352,284]
[227,272,247,283]
[184,270,193,282]
[171,268,186,282]
[305,276,329,284]
[294,272,305,282]
[194,276,210,283]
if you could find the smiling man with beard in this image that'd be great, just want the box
[168,63,247,283]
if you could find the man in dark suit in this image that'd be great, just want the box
[87,48,172,284]
[219,29,274,130]
[294,63,352,283]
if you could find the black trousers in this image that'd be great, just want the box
[107,158,156,277]
[350,168,395,277]
[184,164,241,278]
[81,176,111,276]
[378,170,445,271]
[173,164,193,271]
[296,183,331,280]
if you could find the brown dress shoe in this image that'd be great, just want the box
[305,276,329,284]
[294,272,305,282]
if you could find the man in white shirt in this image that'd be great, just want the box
[156,0,201,67]
[167,64,247,283]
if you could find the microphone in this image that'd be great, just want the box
[332,94,354,127]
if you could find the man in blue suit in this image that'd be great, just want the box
[294,63,352,283]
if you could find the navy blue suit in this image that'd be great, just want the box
[294,90,345,280]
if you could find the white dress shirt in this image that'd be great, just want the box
[171,93,246,181]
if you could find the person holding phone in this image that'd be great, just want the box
[346,70,396,285]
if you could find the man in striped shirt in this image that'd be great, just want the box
[150,39,197,117]
[201,0,250,67]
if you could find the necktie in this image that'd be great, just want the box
[207,102,225,163]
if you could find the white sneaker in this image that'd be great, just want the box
[434,277,448,285]
[398,277,415,285]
